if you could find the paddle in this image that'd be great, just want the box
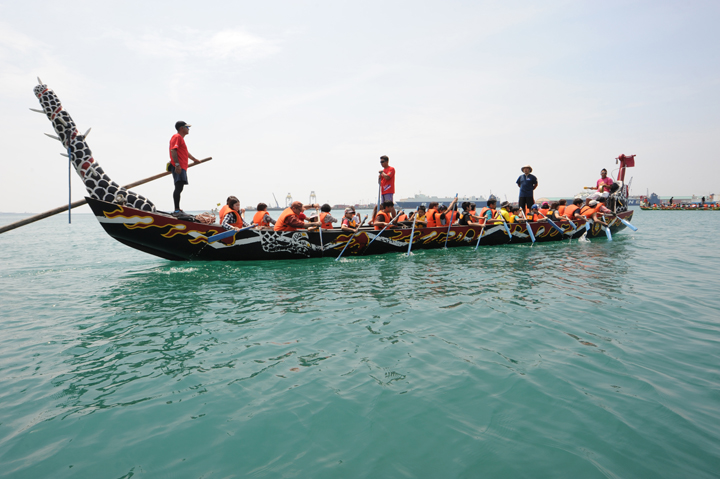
[316,206,324,256]
[498,209,513,242]
[207,224,255,243]
[617,216,638,232]
[537,212,565,236]
[407,207,419,256]
[0,157,213,235]
[520,209,536,244]
[473,220,487,251]
[335,215,368,261]
[444,194,458,249]
[363,210,404,254]
[602,217,617,241]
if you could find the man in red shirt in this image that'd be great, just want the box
[378,155,396,217]
[169,121,209,213]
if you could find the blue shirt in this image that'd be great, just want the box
[516,174,538,196]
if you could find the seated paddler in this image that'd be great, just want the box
[372,201,396,230]
[319,204,338,230]
[253,203,276,229]
[274,201,322,231]
[220,196,249,231]
[341,207,361,233]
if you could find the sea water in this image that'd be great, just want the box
[0,209,718,478]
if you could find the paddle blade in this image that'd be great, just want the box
[605,226,612,241]
[619,217,638,231]
[207,229,237,243]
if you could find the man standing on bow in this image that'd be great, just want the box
[169,121,210,214]
[378,155,396,218]
[516,165,538,214]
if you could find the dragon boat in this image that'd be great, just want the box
[32,81,637,261]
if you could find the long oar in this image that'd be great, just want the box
[363,210,404,254]
[520,210,536,244]
[0,157,213,235]
[443,194,458,249]
[407,207,419,256]
[207,224,255,243]
[335,215,368,261]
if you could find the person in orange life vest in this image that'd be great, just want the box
[580,197,596,218]
[318,204,338,230]
[372,201,396,230]
[479,199,499,223]
[378,155,397,218]
[539,202,550,217]
[592,168,614,193]
[563,198,584,221]
[439,197,460,226]
[218,196,237,222]
[426,202,441,227]
[220,197,248,230]
[586,199,611,226]
[529,204,548,222]
[253,203,276,229]
[169,121,208,214]
[341,207,361,233]
[274,201,321,232]
[557,199,567,216]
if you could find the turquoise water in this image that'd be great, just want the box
[0,209,718,478]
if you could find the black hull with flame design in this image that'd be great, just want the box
[87,198,635,261]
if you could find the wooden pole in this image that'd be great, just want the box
[0,158,212,235]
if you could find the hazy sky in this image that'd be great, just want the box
[1,0,719,213]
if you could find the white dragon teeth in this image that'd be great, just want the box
[44,133,61,141]
[83,128,92,138]
[37,77,43,85]
[29,108,45,114]
[60,152,69,157]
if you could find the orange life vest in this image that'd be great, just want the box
[274,207,299,232]
[374,211,390,230]
[253,210,271,227]
[220,205,243,228]
[558,205,566,216]
[444,210,459,225]
[580,205,598,218]
[539,208,549,217]
[319,212,334,230]
[564,205,580,219]
[219,205,231,222]
[426,208,439,227]
[397,213,408,222]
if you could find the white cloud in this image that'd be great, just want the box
[114,27,280,62]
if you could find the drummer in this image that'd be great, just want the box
[593,168,614,193]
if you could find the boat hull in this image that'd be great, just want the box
[86,198,635,261]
